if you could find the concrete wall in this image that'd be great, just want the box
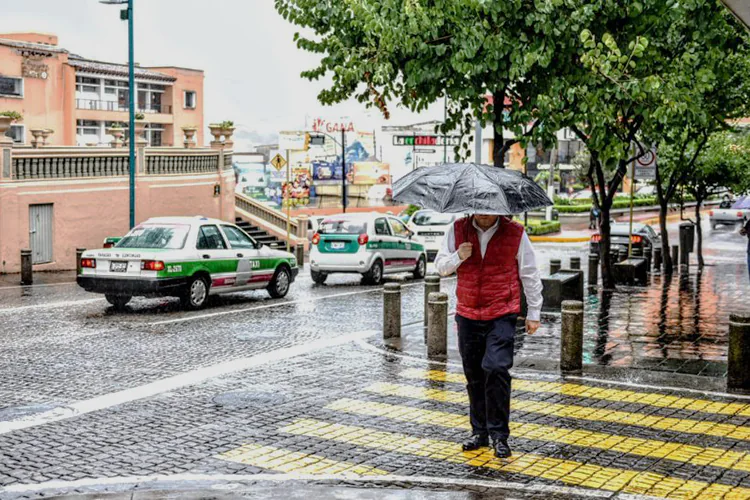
[0,44,69,146]
[0,147,235,273]
[147,67,205,147]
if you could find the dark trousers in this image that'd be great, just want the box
[456,313,516,441]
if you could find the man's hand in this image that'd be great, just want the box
[458,242,473,261]
[526,320,541,335]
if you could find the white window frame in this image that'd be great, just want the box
[0,76,24,98]
[184,90,197,109]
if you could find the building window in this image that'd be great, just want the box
[5,125,24,144]
[184,90,196,109]
[0,76,23,97]
[76,119,100,138]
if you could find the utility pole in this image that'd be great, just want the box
[341,128,347,213]
[443,95,448,163]
[474,120,482,164]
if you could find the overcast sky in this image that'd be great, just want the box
[0,0,442,146]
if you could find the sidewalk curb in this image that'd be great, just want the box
[530,235,591,243]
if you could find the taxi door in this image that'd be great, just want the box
[220,224,265,286]
[371,217,398,269]
[388,217,418,270]
[195,224,237,289]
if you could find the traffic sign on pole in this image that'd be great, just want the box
[271,154,287,171]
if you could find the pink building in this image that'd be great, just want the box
[0,32,205,147]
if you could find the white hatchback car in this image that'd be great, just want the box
[309,213,427,285]
[407,210,458,262]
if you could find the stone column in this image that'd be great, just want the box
[427,292,449,357]
[560,300,584,372]
[0,130,12,180]
[383,283,401,340]
[728,314,750,389]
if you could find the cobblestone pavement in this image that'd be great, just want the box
[1,217,749,499]
[4,334,750,499]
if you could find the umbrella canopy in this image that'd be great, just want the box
[393,163,553,215]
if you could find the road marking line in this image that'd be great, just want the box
[356,340,750,402]
[0,298,102,313]
[365,383,750,442]
[216,443,389,476]
[281,418,749,499]
[0,330,377,436]
[149,277,456,326]
[327,398,750,472]
[400,368,750,417]
[0,473,615,498]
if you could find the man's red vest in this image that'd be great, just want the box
[454,217,524,321]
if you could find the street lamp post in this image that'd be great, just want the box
[101,0,136,229]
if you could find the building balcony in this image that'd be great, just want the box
[75,99,172,114]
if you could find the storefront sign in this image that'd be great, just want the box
[393,135,461,147]
[312,118,355,134]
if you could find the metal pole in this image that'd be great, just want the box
[341,128,346,213]
[127,0,135,229]
[285,148,291,253]
[474,119,482,164]
[628,152,636,257]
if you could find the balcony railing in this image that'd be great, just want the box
[75,99,172,114]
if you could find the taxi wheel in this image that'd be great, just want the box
[413,255,426,280]
[105,294,131,310]
[362,259,384,285]
[181,275,210,310]
[268,266,291,298]
[311,270,328,285]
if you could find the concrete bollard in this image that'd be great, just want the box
[560,300,584,372]
[570,256,581,270]
[671,245,679,270]
[76,248,86,272]
[728,314,750,389]
[427,291,448,357]
[20,249,32,285]
[632,247,643,258]
[644,246,653,273]
[588,254,599,286]
[424,274,441,328]
[550,259,561,275]
[653,247,662,272]
[383,283,402,340]
[295,245,305,270]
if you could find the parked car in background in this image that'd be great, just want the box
[635,185,657,197]
[305,216,326,242]
[709,197,750,229]
[309,213,427,285]
[590,222,660,257]
[406,210,458,262]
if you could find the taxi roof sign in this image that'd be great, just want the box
[270,154,287,171]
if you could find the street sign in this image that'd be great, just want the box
[279,131,307,151]
[634,147,657,180]
[309,135,325,146]
[393,135,461,147]
[270,154,287,171]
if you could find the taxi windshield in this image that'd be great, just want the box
[319,219,367,234]
[116,224,191,249]
[411,211,456,226]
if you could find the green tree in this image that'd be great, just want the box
[685,132,750,267]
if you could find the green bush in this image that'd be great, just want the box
[404,204,420,216]
[555,196,660,213]
[525,219,562,235]
[553,196,571,205]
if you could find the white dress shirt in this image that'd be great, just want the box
[435,218,543,322]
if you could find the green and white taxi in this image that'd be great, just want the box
[309,213,427,285]
[77,216,298,309]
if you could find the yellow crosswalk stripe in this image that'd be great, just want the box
[365,382,750,441]
[325,398,750,472]
[216,443,389,476]
[280,418,750,499]
[400,368,750,417]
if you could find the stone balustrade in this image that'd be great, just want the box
[235,191,299,235]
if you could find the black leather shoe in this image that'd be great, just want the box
[462,434,489,451]
[493,439,512,458]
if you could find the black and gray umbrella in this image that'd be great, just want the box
[392,163,553,215]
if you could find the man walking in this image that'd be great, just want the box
[435,214,543,458]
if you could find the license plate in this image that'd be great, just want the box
[110,261,128,272]
[331,242,345,250]
[425,236,436,242]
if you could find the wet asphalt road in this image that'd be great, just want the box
[0,218,747,413]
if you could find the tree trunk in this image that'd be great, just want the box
[695,196,705,268]
[599,204,615,289]
[659,200,672,273]
[492,90,505,168]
